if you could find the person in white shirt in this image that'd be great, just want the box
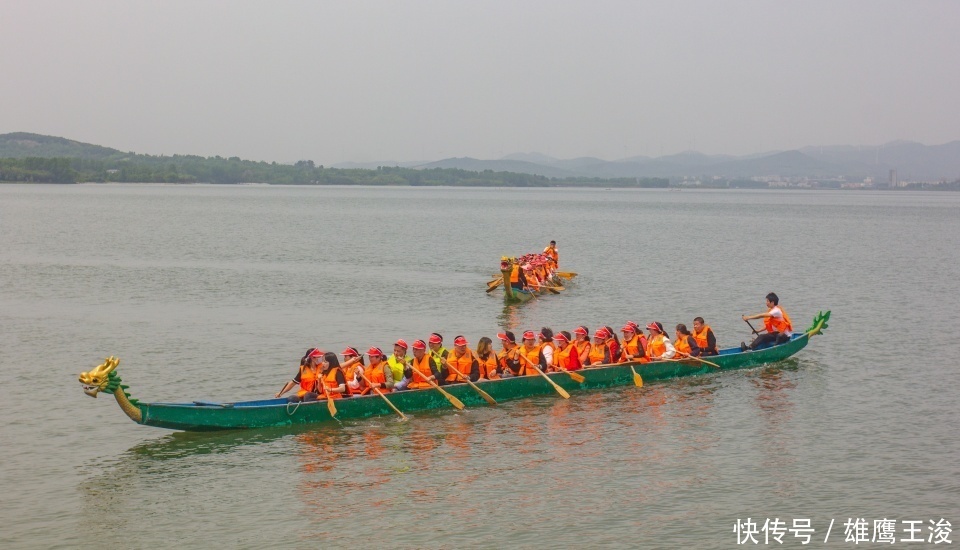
[741,292,793,351]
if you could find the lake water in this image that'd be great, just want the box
[1,184,958,548]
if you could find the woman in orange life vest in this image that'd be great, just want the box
[358,346,394,395]
[497,331,524,377]
[691,317,718,356]
[276,348,323,401]
[508,259,528,290]
[407,339,440,389]
[476,337,501,380]
[742,292,794,351]
[603,325,621,363]
[584,328,612,367]
[572,326,591,366]
[619,323,647,363]
[320,351,352,398]
[517,330,544,375]
[645,322,676,360]
[673,324,702,358]
[551,331,583,372]
[340,347,365,393]
[537,328,556,371]
[442,335,480,383]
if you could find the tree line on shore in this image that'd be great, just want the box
[0,156,670,187]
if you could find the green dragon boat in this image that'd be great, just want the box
[78,311,829,432]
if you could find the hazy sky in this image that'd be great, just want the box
[3,1,958,164]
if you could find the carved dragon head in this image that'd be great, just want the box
[79,356,121,397]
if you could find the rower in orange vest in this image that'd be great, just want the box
[442,335,480,383]
[276,347,324,401]
[572,325,591,366]
[619,323,646,363]
[359,346,394,395]
[475,337,501,380]
[603,326,621,363]
[585,328,612,366]
[518,331,544,375]
[537,327,556,370]
[551,331,582,371]
[497,331,523,377]
[340,346,365,393]
[407,339,439,389]
[691,317,718,356]
[742,292,794,351]
[320,351,352,398]
[645,322,676,360]
[543,240,558,266]
[673,324,702,358]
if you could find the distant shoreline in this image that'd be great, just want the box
[3,181,957,191]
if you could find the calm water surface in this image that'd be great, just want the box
[1,184,958,548]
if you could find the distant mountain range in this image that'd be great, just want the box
[3,132,958,182]
[341,141,960,182]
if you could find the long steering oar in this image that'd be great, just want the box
[357,370,408,421]
[518,354,570,399]
[445,361,497,405]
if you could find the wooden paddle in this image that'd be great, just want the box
[487,276,503,287]
[743,317,762,336]
[556,271,578,279]
[552,366,585,383]
[676,352,721,369]
[518,353,570,399]
[356,370,408,421]
[445,360,497,405]
[419,375,466,410]
[630,364,644,387]
[486,280,503,293]
[325,391,337,417]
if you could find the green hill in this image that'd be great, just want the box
[0,132,127,159]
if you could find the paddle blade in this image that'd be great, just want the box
[327,396,338,417]
[486,281,502,293]
[448,394,466,410]
[567,371,586,383]
[477,388,497,406]
[630,366,643,388]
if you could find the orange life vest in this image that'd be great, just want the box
[553,344,582,371]
[764,307,793,334]
[692,325,712,350]
[543,246,558,264]
[477,352,499,380]
[445,349,475,383]
[408,354,434,389]
[361,363,391,395]
[323,367,351,398]
[588,343,608,366]
[674,335,693,357]
[499,347,522,376]
[510,265,520,283]
[297,364,320,397]
[646,334,667,359]
[520,344,541,375]
[620,335,643,362]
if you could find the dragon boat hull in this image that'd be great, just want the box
[128,319,824,431]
